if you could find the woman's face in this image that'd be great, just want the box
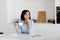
[24,12,30,20]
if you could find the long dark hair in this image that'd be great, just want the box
[21,10,31,20]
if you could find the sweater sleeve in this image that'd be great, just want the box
[17,20,23,34]
[29,20,34,35]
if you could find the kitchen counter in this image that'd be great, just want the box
[0,23,60,40]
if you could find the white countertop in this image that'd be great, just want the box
[0,33,44,40]
[0,23,60,40]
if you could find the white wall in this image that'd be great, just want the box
[0,0,7,27]
[15,0,46,19]
[7,0,17,23]
[15,0,55,22]
[6,0,55,23]
[55,0,60,6]
[45,0,55,22]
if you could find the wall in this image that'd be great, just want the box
[15,0,46,19]
[55,0,60,6]
[0,0,55,29]
[0,0,7,29]
[6,0,55,23]
[15,0,55,22]
[45,0,55,22]
[7,0,17,23]
[0,0,55,24]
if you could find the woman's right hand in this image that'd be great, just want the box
[14,21,18,27]
[14,23,18,27]
[14,22,19,32]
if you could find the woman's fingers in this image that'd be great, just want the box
[14,23,18,27]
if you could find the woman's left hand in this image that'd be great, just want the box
[26,20,30,23]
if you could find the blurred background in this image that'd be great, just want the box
[0,0,55,27]
[1,0,60,40]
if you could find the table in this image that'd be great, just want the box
[0,33,43,40]
[1,23,60,40]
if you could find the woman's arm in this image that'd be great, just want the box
[26,20,34,34]
[28,21,32,29]
[29,20,34,35]
[25,20,32,29]
[14,21,19,32]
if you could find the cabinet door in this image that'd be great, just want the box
[37,11,46,23]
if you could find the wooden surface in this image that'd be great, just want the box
[37,11,46,23]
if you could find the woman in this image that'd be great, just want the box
[14,10,34,35]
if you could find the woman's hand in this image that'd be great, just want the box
[25,19,30,24]
[14,22,18,32]
[25,20,32,29]
[14,23,18,27]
